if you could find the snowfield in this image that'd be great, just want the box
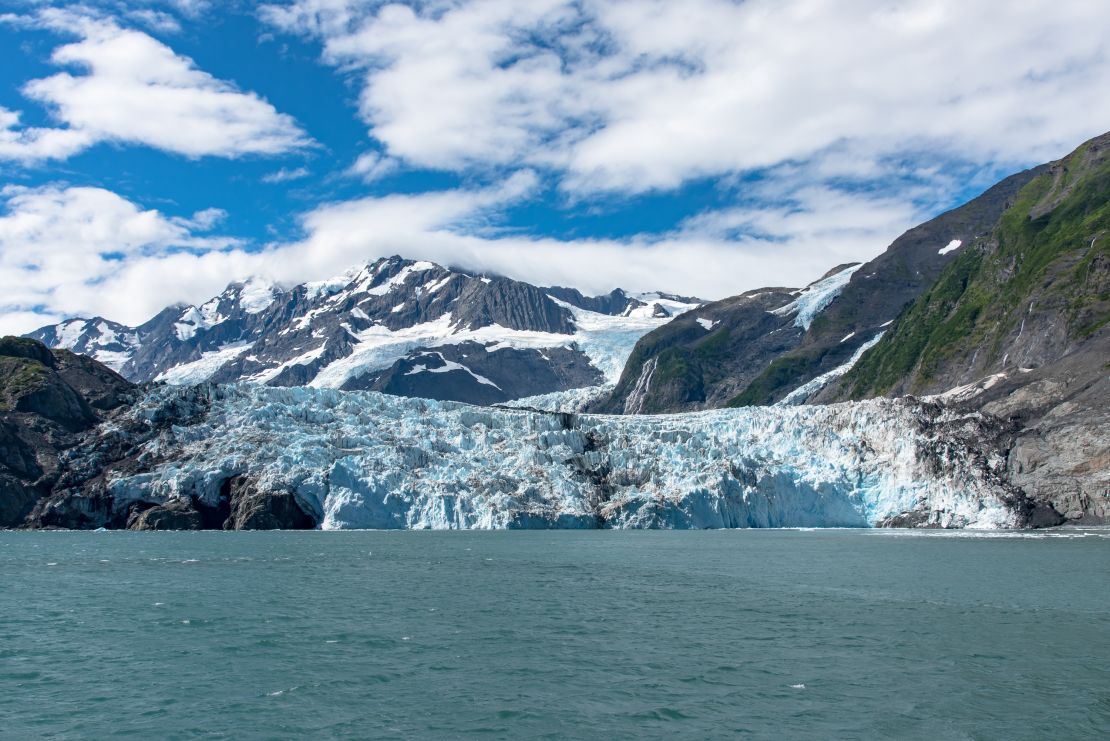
[93,384,1027,530]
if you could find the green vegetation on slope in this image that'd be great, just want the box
[841,137,1110,398]
[0,356,50,411]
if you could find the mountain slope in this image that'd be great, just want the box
[834,132,1110,399]
[28,257,699,406]
[592,165,1045,414]
[823,132,1110,525]
[726,164,1048,407]
[0,337,134,526]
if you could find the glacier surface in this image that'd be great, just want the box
[83,384,1026,530]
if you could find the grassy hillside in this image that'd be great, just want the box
[839,134,1110,398]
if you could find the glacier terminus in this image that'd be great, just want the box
[32,383,1054,531]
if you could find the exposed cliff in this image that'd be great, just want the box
[0,337,134,526]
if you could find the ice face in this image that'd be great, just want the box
[97,384,1023,530]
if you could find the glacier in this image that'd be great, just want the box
[51,383,1039,530]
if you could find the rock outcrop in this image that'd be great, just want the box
[0,337,135,527]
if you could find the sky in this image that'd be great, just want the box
[1,0,1109,334]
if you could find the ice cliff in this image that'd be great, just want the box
[35,384,1055,530]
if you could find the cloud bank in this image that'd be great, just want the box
[0,175,916,334]
[3,0,1110,334]
[262,0,1110,192]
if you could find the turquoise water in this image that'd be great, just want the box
[2,530,1109,740]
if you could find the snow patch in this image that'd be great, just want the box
[239,279,276,314]
[156,342,252,384]
[772,264,862,330]
[696,317,718,331]
[251,343,329,384]
[91,350,133,372]
[405,352,501,389]
[938,239,962,255]
[928,373,1008,403]
[55,319,89,348]
[777,332,886,406]
[175,301,225,341]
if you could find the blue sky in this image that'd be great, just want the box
[2,0,1109,333]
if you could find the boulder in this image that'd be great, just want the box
[222,475,316,530]
[127,498,205,531]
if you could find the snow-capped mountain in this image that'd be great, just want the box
[27,256,700,405]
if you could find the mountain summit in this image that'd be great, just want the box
[28,256,700,405]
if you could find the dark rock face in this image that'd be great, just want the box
[544,287,642,316]
[224,477,316,530]
[450,277,575,334]
[128,498,205,531]
[123,479,316,531]
[343,341,603,404]
[0,337,135,527]
[22,385,319,530]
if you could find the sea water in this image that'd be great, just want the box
[2,529,1108,739]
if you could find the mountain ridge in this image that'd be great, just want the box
[28,256,701,406]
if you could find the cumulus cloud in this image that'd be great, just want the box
[262,0,1110,193]
[0,11,309,162]
[6,1,1109,334]
[0,173,917,334]
[0,185,241,334]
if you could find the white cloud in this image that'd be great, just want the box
[261,166,311,183]
[7,0,1110,335]
[124,9,182,34]
[0,106,95,162]
[347,150,396,182]
[0,12,309,162]
[256,169,918,305]
[0,173,915,334]
[0,185,241,334]
[262,0,1110,193]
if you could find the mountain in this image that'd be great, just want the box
[593,130,1110,525]
[28,256,700,406]
[825,131,1110,524]
[13,132,1110,529]
[0,336,134,526]
[834,132,1110,400]
[594,164,1047,413]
